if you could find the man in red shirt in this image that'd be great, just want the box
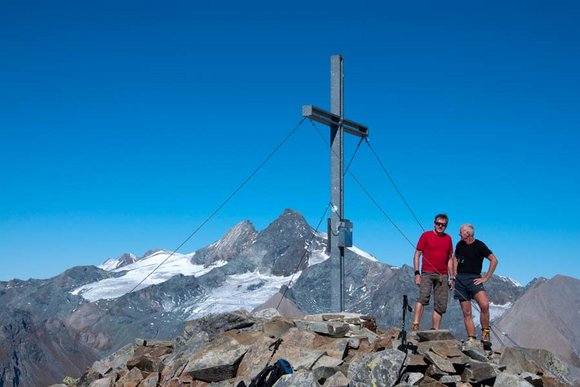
[412,213,454,331]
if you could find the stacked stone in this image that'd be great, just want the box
[52,311,573,387]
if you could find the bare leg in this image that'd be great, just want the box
[473,291,490,329]
[460,300,476,338]
[413,302,424,326]
[432,311,442,330]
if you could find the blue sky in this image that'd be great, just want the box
[1,1,579,285]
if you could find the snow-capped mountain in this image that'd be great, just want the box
[0,209,524,387]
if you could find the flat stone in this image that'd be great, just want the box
[313,366,339,383]
[347,337,360,349]
[499,347,544,375]
[372,334,393,351]
[274,370,320,386]
[407,353,428,367]
[439,374,462,384]
[313,337,349,359]
[114,366,143,387]
[426,364,448,378]
[449,352,471,366]
[313,355,343,368]
[357,327,380,344]
[431,340,464,358]
[294,320,350,338]
[420,375,447,386]
[463,341,488,362]
[494,372,535,386]
[417,340,462,358]
[348,349,406,387]
[405,372,424,385]
[88,376,115,387]
[462,360,496,384]
[134,344,173,359]
[416,330,456,342]
[138,373,159,387]
[322,370,349,387]
[127,356,159,372]
[425,350,457,374]
[262,319,295,338]
[182,335,249,382]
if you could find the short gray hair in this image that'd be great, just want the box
[461,224,475,237]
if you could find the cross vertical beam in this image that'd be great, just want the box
[302,55,368,312]
[330,56,344,312]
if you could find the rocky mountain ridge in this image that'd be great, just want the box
[0,209,559,386]
[50,310,578,386]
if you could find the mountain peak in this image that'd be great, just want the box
[99,253,137,271]
[262,209,310,234]
[191,220,258,266]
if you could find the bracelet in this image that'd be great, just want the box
[449,276,455,280]
[414,270,420,276]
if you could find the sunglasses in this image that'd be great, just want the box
[435,222,447,227]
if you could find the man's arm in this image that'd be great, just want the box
[413,250,422,285]
[474,253,499,285]
[448,254,455,289]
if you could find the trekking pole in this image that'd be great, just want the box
[266,338,283,366]
[397,295,417,354]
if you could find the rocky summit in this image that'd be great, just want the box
[50,310,576,387]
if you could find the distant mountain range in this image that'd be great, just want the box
[0,209,576,386]
[493,274,580,377]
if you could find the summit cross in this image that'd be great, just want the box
[302,55,368,312]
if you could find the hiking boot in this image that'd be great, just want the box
[463,336,477,348]
[411,322,420,331]
[481,327,491,342]
[481,327,492,350]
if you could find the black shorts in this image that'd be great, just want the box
[454,273,485,301]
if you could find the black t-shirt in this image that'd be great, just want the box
[455,239,493,275]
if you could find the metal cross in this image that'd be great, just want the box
[302,55,368,312]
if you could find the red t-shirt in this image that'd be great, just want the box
[416,231,453,274]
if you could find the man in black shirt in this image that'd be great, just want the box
[452,224,499,345]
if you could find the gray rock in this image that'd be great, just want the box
[463,341,488,362]
[494,372,535,386]
[262,318,296,338]
[274,370,321,386]
[405,372,424,385]
[426,364,448,378]
[417,340,463,358]
[313,355,343,368]
[88,376,115,387]
[462,359,497,384]
[313,366,340,384]
[500,346,573,383]
[322,371,349,387]
[425,350,456,374]
[182,335,249,382]
[294,320,350,338]
[348,349,406,387]
[439,374,462,384]
[417,330,456,342]
[91,342,137,374]
[138,372,160,387]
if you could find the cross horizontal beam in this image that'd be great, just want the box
[302,105,368,138]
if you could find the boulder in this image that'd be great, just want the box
[348,349,405,387]
[182,335,249,382]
